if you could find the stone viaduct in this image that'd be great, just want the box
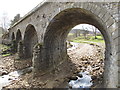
[7,1,119,88]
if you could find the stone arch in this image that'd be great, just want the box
[16,29,22,44]
[23,24,38,59]
[11,32,15,40]
[16,29,22,42]
[43,4,116,87]
[16,29,22,52]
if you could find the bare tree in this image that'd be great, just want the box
[1,13,10,30]
[91,26,97,39]
[82,26,89,39]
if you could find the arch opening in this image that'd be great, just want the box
[24,24,38,59]
[16,29,22,51]
[43,8,112,87]
[16,29,22,42]
[11,32,15,40]
[67,24,105,87]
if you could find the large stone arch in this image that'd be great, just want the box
[43,3,117,88]
[23,24,38,59]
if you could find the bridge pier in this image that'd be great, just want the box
[32,43,46,76]
[17,40,24,59]
[11,39,17,53]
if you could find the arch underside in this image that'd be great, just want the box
[16,29,22,43]
[24,24,38,58]
[16,30,22,51]
[44,8,111,66]
[11,32,15,40]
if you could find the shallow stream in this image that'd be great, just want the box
[0,67,32,89]
[68,71,93,89]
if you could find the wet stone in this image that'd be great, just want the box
[1,71,8,76]
[91,75,97,80]
[77,74,83,78]
[67,76,78,81]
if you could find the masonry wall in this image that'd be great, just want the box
[8,2,119,88]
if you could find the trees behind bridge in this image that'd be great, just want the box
[10,14,21,26]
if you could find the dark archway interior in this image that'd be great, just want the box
[16,29,22,43]
[24,24,38,58]
[16,29,22,51]
[44,8,111,69]
[12,32,15,40]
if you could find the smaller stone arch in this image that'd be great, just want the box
[11,32,15,40]
[16,29,22,43]
[23,24,38,59]
[16,29,22,52]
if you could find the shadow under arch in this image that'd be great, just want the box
[16,29,22,42]
[43,8,112,87]
[23,24,38,59]
[11,32,15,40]
[16,29,22,51]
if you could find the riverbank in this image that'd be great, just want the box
[0,42,105,89]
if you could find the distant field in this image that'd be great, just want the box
[69,35,105,44]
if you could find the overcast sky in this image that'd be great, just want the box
[0,0,99,31]
[0,0,44,19]
[0,0,44,27]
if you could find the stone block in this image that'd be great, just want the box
[112,29,119,40]
[94,6,101,15]
[83,2,89,9]
[91,4,97,13]
[98,9,107,18]
[102,12,111,23]
[106,17,115,28]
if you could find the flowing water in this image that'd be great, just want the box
[68,71,93,89]
[0,67,32,89]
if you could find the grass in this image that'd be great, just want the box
[0,44,11,57]
[0,44,10,51]
[69,35,105,44]
[2,53,11,57]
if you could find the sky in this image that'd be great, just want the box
[0,0,44,27]
[73,24,99,32]
[0,0,99,31]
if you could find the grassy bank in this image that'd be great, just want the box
[69,35,105,44]
[0,44,11,57]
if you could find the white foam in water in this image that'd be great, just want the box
[0,71,21,90]
[69,71,93,88]
[67,42,79,51]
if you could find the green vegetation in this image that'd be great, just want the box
[2,53,11,57]
[0,44,10,51]
[0,44,11,57]
[69,35,105,44]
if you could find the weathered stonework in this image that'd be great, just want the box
[17,40,24,59]
[7,1,119,88]
[11,39,17,53]
[32,43,47,76]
